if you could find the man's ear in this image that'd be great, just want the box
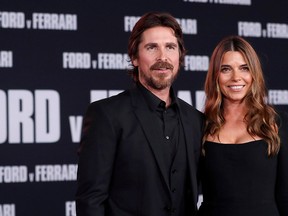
[132,58,138,67]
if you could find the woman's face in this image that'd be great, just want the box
[218,51,253,104]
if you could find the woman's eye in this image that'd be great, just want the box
[241,66,249,71]
[221,67,230,73]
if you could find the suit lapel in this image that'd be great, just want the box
[178,105,199,202]
[130,87,170,189]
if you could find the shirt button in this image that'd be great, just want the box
[166,136,170,140]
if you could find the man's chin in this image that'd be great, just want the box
[150,79,173,90]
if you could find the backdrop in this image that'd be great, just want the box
[1,0,288,215]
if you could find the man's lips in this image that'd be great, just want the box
[150,61,174,71]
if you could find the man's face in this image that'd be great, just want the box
[133,26,180,91]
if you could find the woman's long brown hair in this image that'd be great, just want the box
[204,35,280,156]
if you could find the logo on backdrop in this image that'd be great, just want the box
[62,52,130,70]
[124,16,198,35]
[184,55,209,71]
[0,90,60,144]
[0,51,13,68]
[182,0,251,5]
[0,164,77,183]
[0,11,77,30]
[66,201,76,216]
[269,90,288,105]
[62,52,209,71]
[238,21,288,38]
[0,204,15,216]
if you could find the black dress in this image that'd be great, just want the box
[198,139,287,216]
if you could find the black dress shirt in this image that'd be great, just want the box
[137,83,183,185]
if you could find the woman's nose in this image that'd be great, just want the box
[232,71,241,81]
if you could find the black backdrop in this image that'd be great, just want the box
[1,1,288,215]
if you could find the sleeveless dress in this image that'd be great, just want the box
[198,140,280,216]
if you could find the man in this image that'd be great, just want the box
[76,12,204,216]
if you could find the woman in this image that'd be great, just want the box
[198,35,288,216]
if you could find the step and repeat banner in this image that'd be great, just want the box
[1,0,288,215]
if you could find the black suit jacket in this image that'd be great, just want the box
[76,86,205,216]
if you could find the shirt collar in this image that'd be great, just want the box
[137,82,179,111]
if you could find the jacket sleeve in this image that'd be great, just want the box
[276,111,288,215]
[75,101,118,216]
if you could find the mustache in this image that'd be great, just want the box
[150,61,174,70]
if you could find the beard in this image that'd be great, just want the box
[144,73,175,90]
[140,61,179,90]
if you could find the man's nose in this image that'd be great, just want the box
[156,48,167,61]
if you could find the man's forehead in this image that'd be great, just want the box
[140,27,177,43]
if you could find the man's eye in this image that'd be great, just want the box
[147,46,156,50]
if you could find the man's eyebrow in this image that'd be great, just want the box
[144,42,157,48]
[166,42,177,46]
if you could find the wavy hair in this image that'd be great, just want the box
[204,35,280,156]
[127,11,186,82]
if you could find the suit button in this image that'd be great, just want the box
[172,169,177,174]
[165,206,176,214]
[172,188,176,193]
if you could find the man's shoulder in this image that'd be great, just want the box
[91,89,130,104]
[177,98,204,115]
